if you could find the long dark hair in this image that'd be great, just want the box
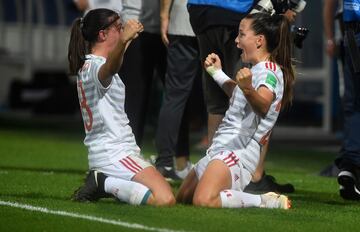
[245,13,295,109]
[68,8,120,75]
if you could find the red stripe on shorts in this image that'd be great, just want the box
[123,158,142,172]
[227,159,239,167]
[127,156,143,171]
[223,152,239,167]
[223,152,235,163]
[119,158,140,173]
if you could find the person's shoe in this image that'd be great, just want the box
[157,166,182,182]
[244,174,295,194]
[175,161,194,179]
[149,155,157,165]
[72,170,110,202]
[337,169,360,200]
[260,192,291,209]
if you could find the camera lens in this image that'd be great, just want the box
[292,26,309,49]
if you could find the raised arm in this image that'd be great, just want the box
[98,19,144,87]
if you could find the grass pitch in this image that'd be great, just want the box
[0,119,359,232]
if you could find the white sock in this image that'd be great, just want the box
[104,177,152,205]
[176,161,194,179]
[220,189,261,208]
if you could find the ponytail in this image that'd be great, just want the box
[246,13,295,109]
[68,18,87,75]
[270,15,295,109]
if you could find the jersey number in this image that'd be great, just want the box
[78,80,93,131]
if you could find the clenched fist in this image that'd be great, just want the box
[121,19,144,42]
[204,53,222,76]
[236,67,253,91]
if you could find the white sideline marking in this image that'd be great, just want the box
[0,200,188,232]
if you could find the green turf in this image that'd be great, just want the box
[0,125,359,232]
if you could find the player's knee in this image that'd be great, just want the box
[155,193,176,206]
[193,193,215,207]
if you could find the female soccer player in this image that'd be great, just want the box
[68,8,175,206]
[177,13,295,209]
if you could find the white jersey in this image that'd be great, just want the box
[77,54,140,169]
[208,61,284,173]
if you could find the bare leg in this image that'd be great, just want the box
[132,166,175,206]
[252,140,268,182]
[245,140,295,193]
[176,169,198,204]
[192,160,232,208]
[208,113,224,145]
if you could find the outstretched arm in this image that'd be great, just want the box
[98,19,144,87]
[204,53,237,97]
[236,68,274,118]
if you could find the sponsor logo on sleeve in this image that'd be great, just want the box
[265,72,277,88]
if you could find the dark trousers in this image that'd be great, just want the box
[119,32,167,146]
[336,30,360,169]
[197,26,242,114]
[155,35,200,167]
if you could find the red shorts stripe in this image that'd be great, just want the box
[119,160,137,173]
[223,152,239,167]
[127,156,143,171]
[227,159,239,167]
[123,158,142,172]
[223,152,235,162]
[119,159,140,173]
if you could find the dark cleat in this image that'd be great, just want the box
[72,170,111,202]
[156,166,181,182]
[244,174,295,194]
[338,169,360,200]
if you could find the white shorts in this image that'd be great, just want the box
[194,150,252,191]
[96,154,152,181]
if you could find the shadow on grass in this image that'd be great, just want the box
[0,192,70,202]
[0,165,85,175]
[0,192,122,206]
[290,189,360,206]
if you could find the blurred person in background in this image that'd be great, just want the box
[325,0,360,200]
[73,0,122,15]
[154,0,200,181]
